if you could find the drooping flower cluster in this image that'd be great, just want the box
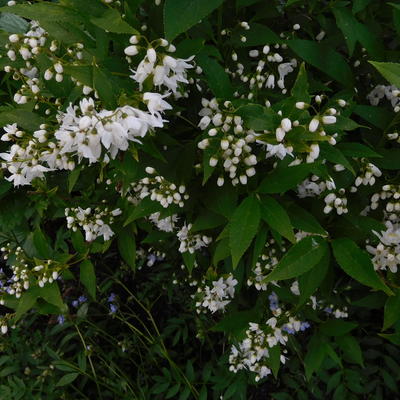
[367,85,400,112]
[229,292,310,382]
[323,189,349,215]
[297,175,336,198]
[194,274,238,314]
[176,223,212,254]
[370,185,400,222]
[247,238,286,291]
[366,221,400,273]
[198,98,257,186]
[148,212,178,232]
[0,93,171,186]
[125,35,194,96]
[65,204,122,242]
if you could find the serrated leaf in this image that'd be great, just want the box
[0,13,28,33]
[319,320,358,336]
[229,195,260,269]
[304,333,326,380]
[336,335,364,366]
[332,238,392,295]
[263,236,328,283]
[260,195,295,243]
[286,203,327,235]
[80,259,96,299]
[291,62,309,100]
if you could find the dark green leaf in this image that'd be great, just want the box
[332,238,392,295]
[229,195,260,269]
[384,289,400,331]
[90,8,137,34]
[336,335,364,366]
[80,259,96,299]
[319,320,358,336]
[117,227,136,270]
[55,373,79,387]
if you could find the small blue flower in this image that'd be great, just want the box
[109,303,118,314]
[72,300,79,308]
[57,315,65,325]
[300,321,310,331]
[78,295,87,304]
[108,293,116,303]
[324,307,333,314]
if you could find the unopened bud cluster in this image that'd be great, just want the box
[370,185,400,221]
[198,98,257,186]
[324,189,348,215]
[130,167,188,208]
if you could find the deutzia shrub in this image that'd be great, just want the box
[0,0,399,398]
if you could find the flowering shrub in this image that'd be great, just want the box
[0,0,399,398]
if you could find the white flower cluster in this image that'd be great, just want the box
[367,85,400,112]
[0,93,171,186]
[5,21,46,64]
[148,212,178,232]
[126,35,194,96]
[366,221,400,273]
[198,98,257,186]
[130,167,188,209]
[297,175,336,198]
[370,185,400,221]
[65,205,122,241]
[354,161,382,188]
[194,274,238,314]
[227,43,297,97]
[229,292,309,382]
[323,189,348,215]
[176,223,212,254]
[247,239,285,290]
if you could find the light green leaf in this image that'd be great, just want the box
[236,104,277,131]
[259,195,295,243]
[332,238,392,295]
[229,195,260,269]
[369,61,400,87]
[0,13,28,33]
[14,289,39,322]
[80,259,96,300]
[40,282,66,311]
[55,372,79,387]
[164,0,225,41]
[90,8,138,34]
[291,62,309,100]
[118,227,136,270]
[263,236,328,283]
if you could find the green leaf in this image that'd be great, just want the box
[14,289,39,322]
[291,62,309,100]
[55,373,79,387]
[0,13,28,33]
[90,8,138,34]
[258,163,315,194]
[332,238,392,295]
[68,166,81,193]
[373,149,400,170]
[117,228,136,270]
[33,228,53,259]
[298,250,329,305]
[211,309,259,336]
[286,203,327,235]
[63,65,93,88]
[263,236,328,283]
[40,282,65,311]
[236,104,277,131]
[93,66,116,108]
[288,39,353,86]
[196,53,233,99]
[232,22,281,47]
[319,143,355,175]
[304,334,326,380]
[352,0,373,14]
[353,104,393,129]
[383,289,400,331]
[124,197,162,226]
[337,142,381,158]
[80,259,96,300]
[369,61,400,87]
[269,345,281,378]
[259,195,295,243]
[319,320,358,336]
[229,195,260,269]
[164,0,224,41]
[336,335,364,366]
